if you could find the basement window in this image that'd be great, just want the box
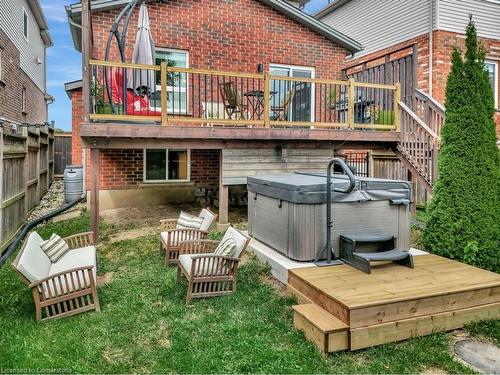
[144,149,190,182]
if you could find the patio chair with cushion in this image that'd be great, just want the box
[271,87,295,121]
[11,231,100,322]
[219,82,249,120]
[176,226,251,304]
[159,207,218,265]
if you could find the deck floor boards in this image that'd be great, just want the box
[289,254,500,309]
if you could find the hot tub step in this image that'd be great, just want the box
[293,303,349,354]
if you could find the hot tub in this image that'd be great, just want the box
[247,173,412,262]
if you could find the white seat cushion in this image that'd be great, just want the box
[179,253,219,277]
[43,246,97,298]
[198,209,216,232]
[16,232,51,283]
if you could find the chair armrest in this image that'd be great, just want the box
[190,254,240,277]
[64,232,94,249]
[28,265,95,289]
[179,239,220,255]
[160,219,177,231]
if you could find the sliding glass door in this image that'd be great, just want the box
[269,65,314,122]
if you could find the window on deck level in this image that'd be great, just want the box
[485,60,498,109]
[153,49,189,114]
[144,149,190,182]
[269,64,315,122]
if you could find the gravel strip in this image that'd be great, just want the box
[27,179,66,221]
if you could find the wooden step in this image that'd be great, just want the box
[286,284,312,304]
[293,303,349,354]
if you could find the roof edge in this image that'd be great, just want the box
[313,0,351,19]
[64,79,83,99]
[66,0,362,53]
[29,0,53,46]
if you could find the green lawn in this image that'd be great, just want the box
[0,212,495,373]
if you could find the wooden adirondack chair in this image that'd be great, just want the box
[219,82,248,120]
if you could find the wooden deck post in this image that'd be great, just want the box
[90,148,100,243]
[347,78,355,128]
[217,150,229,230]
[81,0,92,123]
[394,82,401,131]
[263,71,270,128]
[161,62,168,126]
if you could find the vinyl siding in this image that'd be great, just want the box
[0,0,46,91]
[438,0,500,39]
[318,0,433,58]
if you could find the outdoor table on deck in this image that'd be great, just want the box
[244,90,277,119]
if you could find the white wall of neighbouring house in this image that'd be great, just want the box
[0,0,47,92]
[318,0,434,58]
[438,0,500,40]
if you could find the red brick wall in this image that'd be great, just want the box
[91,0,348,79]
[432,30,500,137]
[0,29,47,125]
[70,89,83,165]
[75,0,351,192]
[190,150,220,187]
[343,30,500,137]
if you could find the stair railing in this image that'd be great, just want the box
[397,101,441,188]
[415,89,445,137]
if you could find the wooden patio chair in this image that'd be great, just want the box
[271,87,295,121]
[219,82,249,120]
[159,207,218,265]
[11,231,100,322]
[176,226,251,305]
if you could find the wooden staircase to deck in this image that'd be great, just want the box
[395,90,445,193]
[287,254,500,354]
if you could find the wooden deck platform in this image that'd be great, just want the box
[288,254,500,353]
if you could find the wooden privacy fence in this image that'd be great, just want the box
[0,123,55,253]
[88,59,400,131]
[54,133,72,176]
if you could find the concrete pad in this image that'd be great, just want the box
[409,247,428,256]
[454,339,500,374]
[52,209,81,223]
[247,238,315,284]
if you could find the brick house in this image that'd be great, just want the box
[0,0,53,126]
[316,0,500,138]
[65,0,423,240]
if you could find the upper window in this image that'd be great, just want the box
[154,49,189,114]
[485,60,498,109]
[269,64,315,122]
[22,8,28,41]
[144,149,190,182]
[21,86,26,113]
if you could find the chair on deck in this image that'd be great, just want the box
[219,82,248,120]
[176,226,251,304]
[160,208,218,265]
[11,231,100,322]
[271,88,295,121]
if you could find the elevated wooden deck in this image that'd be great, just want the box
[288,254,500,353]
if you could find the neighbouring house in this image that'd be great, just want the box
[65,0,430,240]
[316,0,500,138]
[0,0,53,125]
[0,0,54,251]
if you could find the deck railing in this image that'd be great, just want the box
[89,59,400,131]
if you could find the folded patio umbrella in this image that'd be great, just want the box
[127,3,156,96]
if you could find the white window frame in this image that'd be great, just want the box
[21,86,26,113]
[269,63,315,122]
[22,8,29,42]
[153,48,189,115]
[485,60,498,109]
[143,148,191,183]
